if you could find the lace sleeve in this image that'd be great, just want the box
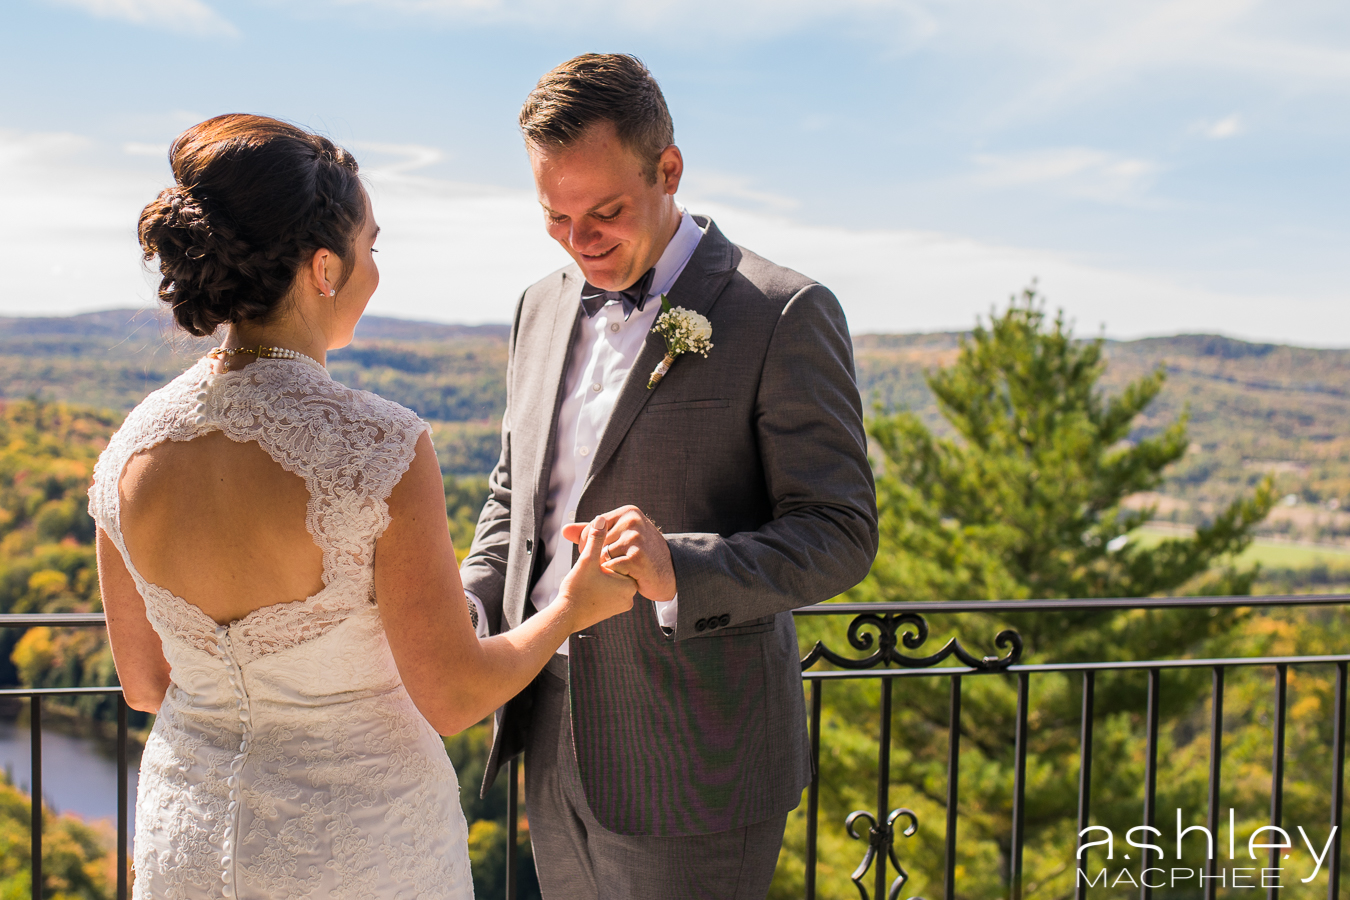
[352,392,433,509]
[88,364,206,549]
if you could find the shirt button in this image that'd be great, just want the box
[592,383,602,392]
[610,323,620,333]
[578,446,590,456]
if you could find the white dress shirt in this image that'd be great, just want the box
[466,209,704,648]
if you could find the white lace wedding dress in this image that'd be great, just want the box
[89,356,474,900]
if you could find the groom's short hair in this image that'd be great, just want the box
[520,53,674,184]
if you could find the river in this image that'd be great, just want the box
[0,720,140,842]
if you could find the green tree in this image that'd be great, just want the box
[776,290,1276,899]
[859,288,1272,607]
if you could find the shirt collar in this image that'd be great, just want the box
[646,207,705,302]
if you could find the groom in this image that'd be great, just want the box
[459,53,878,898]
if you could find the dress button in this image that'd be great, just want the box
[610,323,620,332]
[578,446,589,457]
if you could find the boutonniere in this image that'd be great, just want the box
[647,296,714,389]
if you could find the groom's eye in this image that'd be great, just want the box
[595,208,621,221]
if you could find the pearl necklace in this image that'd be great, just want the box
[207,345,325,371]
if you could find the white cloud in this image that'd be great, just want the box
[313,0,1350,94]
[363,176,1350,344]
[679,172,799,214]
[123,141,168,157]
[0,129,165,316]
[313,0,936,38]
[1,127,1343,347]
[49,0,238,36]
[685,200,1347,344]
[1194,113,1244,138]
[969,148,1160,205]
[966,0,1350,122]
[350,142,446,178]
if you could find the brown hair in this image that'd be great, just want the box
[138,114,365,337]
[519,54,674,183]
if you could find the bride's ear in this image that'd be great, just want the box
[304,247,340,299]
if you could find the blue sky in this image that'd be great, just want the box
[3,0,1347,343]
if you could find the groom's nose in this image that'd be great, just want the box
[568,219,604,252]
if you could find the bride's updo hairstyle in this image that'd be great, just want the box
[138,114,365,337]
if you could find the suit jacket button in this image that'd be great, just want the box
[695,619,707,632]
[718,614,730,627]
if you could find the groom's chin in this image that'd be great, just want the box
[571,253,632,289]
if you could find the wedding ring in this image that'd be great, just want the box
[601,544,613,562]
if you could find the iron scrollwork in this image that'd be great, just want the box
[800,611,1022,671]
[846,807,924,900]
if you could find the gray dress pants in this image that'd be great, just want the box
[523,655,788,900]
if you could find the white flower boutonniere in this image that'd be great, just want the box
[647,296,713,389]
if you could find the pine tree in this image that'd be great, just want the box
[858,286,1273,608]
[776,289,1276,899]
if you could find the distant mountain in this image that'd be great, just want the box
[0,307,510,343]
[3,309,1347,537]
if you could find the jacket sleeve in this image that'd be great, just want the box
[663,283,878,638]
[458,293,526,635]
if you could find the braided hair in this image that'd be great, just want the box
[138,114,365,336]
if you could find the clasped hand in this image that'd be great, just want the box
[558,516,639,630]
[562,505,677,604]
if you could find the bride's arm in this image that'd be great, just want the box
[97,529,172,713]
[375,433,633,736]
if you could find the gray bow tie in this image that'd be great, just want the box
[580,268,656,320]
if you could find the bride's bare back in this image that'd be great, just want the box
[119,429,324,626]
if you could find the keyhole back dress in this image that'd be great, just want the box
[88,355,473,900]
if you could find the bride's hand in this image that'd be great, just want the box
[558,517,636,631]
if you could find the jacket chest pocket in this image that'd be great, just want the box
[645,398,730,414]
[637,398,733,452]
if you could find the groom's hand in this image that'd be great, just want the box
[562,506,677,603]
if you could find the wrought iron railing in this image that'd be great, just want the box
[787,596,1349,900]
[3,595,1348,900]
[0,612,129,900]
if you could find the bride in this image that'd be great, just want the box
[89,114,634,899]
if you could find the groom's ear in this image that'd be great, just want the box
[657,145,683,196]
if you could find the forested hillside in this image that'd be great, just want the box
[5,308,1347,545]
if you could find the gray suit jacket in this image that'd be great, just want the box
[460,216,877,836]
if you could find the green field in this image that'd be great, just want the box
[1135,524,1350,594]
[1137,524,1350,564]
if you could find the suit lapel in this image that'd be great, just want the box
[580,218,737,496]
[503,272,582,627]
[532,271,584,522]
